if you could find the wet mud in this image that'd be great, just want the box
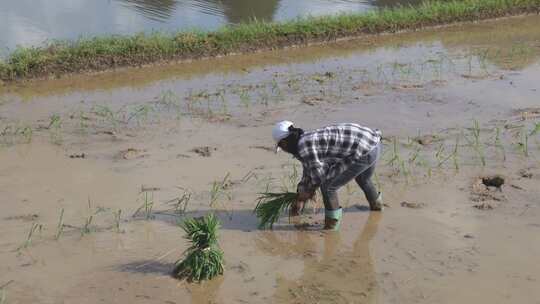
[1,14,540,304]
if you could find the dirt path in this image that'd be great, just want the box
[1,15,540,304]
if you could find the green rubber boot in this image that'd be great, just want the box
[324,208,343,230]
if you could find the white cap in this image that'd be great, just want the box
[272,120,294,152]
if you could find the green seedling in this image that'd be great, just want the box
[114,209,122,233]
[133,191,155,219]
[18,222,43,250]
[254,192,297,229]
[209,173,231,207]
[493,126,506,161]
[55,208,65,240]
[239,89,250,108]
[171,192,191,215]
[81,215,94,236]
[173,214,224,282]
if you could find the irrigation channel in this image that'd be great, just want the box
[1,14,540,304]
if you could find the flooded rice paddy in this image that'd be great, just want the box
[1,15,540,304]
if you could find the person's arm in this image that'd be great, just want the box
[297,157,326,203]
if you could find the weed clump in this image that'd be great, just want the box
[173,214,224,282]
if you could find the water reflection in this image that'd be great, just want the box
[119,0,180,21]
[256,213,381,304]
[0,0,419,51]
[220,0,280,23]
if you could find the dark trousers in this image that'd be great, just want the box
[320,143,381,211]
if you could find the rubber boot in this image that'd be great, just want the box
[324,208,343,230]
[369,192,383,211]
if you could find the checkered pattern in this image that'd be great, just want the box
[297,123,381,192]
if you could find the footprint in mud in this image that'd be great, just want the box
[250,145,274,152]
[400,201,425,209]
[4,214,39,222]
[117,148,149,160]
[190,146,216,157]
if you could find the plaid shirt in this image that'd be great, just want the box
[296,123,381,192]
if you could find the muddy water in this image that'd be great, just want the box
[1,15,540,304]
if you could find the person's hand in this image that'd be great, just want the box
[290,199,304,217]
[297,190,314,202]
[296,183,315,202]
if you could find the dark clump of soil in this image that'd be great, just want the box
[473,203,494,210]
[414,134,440,146]
[481,175,505,188]
[69,153,86,159]
[518,169,533,179]
[471,176,506,204]
[190,146,216,157]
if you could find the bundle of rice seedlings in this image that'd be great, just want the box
[172,214,224,282]
[254,192,298,229]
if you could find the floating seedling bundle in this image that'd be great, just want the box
[173,214,224,282]
[254,192,298,229]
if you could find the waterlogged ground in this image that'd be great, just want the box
[1,15,540,304]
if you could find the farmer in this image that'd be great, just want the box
[272,121,383,230]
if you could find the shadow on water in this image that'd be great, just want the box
[257,212,382,303]
[150,204,372,232]
[117,260,175,275]
[119,208,380,304]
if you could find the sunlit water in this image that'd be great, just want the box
[0,0,419,52]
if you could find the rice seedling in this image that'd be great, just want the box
[172,214,224,282]
[81,214,94,236]
[452,136,460,171]
[126,104,154,126]
[241,170,257,183]
[18,222,43,250]
[466,120,486,166]
[519,128,530,157]
[114,209,122,233]
[209,173,231,208]
[171,191,192,215]
[48,114,63,145]
[0,123,33,146]
[0,280,12,304]
[254,192,298,229]
[133,191,155,219]
[238,89,251,108]
[493,126,506,161]
[54,208,65,240]
[530,123,540,136]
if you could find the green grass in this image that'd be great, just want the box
[1,0,539,81]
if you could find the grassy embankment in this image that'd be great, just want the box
[0,0,539,82]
